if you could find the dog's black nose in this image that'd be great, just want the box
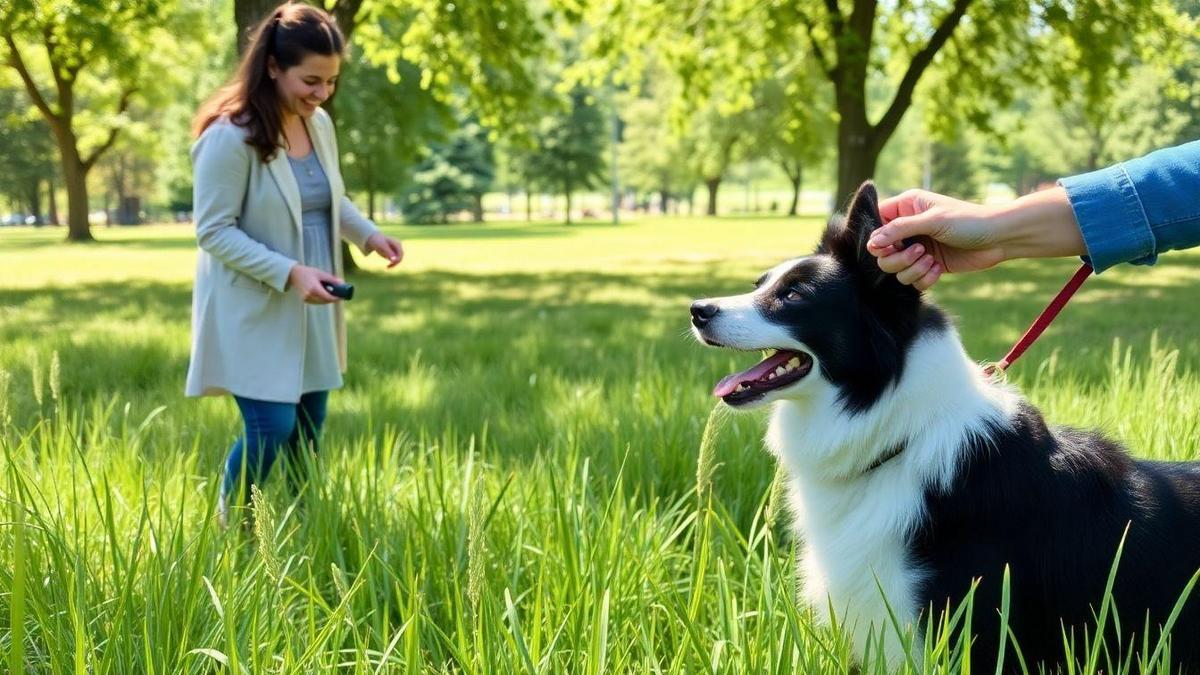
[691,302,719,328]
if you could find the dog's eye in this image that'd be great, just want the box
[783,288,804,302]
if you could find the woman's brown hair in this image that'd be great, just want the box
[192,2,345,163]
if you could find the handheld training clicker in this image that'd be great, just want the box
[322,282,355,300]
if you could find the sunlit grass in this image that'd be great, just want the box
[3,217,1200,671]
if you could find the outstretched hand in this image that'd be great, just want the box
[365,232,404,268]
[866,189,1008,290]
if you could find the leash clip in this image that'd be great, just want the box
[983,263,1093,378]
[982,360,1010,382]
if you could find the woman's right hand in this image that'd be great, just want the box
[865,189,1008,290]
[287,264,343,304]
[865,186,1085,291]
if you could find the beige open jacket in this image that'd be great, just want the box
[185,107,378,403]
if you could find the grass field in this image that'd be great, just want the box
[3,217,1200,673]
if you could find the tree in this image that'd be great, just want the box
[590,0,1185,207]
[0,81,55,221]
[400,154,475,224]
[929,137,982,201]
[447,121,495,222]
[618,96,694,214]
[400,119,495,224]
[974,10,1200,196]
[2,0,204,240]
[337,55,452,221]
[743,63,834,216]
[525,86,607,225]
[683,101,748,217]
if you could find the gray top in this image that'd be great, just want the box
[288,150,342,394]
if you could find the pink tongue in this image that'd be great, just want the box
[713,351,795,397]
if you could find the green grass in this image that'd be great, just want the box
[2,217,1200,672]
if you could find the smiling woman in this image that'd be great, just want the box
[188,2,405,527]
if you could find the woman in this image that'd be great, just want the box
[188,3,404,525]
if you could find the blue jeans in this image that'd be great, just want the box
[221,391,329,504]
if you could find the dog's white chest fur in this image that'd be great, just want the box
[766,329,1019,665]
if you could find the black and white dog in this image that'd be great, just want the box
[690,182,1200,670]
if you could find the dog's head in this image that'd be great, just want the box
[691,181,944,413]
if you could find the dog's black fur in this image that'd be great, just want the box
[917,399,1200,670]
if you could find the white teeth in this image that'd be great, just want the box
[787,357,801,368]
[774,366,786,376]
[735,383,748,392]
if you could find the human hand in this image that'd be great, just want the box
[288,264,343,304]
[365,232,404,268]
[865,189,1007,290]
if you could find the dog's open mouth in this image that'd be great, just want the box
[713,348,813,405]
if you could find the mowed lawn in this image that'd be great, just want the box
[3,217,1200,673]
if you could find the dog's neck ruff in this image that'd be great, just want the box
[765,326,1022,667]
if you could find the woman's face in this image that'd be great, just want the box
[270,53,340,119]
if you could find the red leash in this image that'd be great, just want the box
[983,262,1094,377]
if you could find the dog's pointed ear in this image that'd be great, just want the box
[820,180,888,266]
[821,181,913,291]
[840,181,883,261]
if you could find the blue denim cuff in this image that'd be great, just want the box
[1059,165,1157,274]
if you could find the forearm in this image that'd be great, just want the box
[993,187,1087,263]
[339,195,379,251]
[196,224,297,292]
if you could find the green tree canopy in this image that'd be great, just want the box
[525,85,607,225]
[337,54,452,221]
[2,0,209,240]
[401,119,495,224]
[0,79,55,221]
[587,0,1191,206]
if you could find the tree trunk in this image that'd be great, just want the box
[113,154,125,224]
[118,196,141,225]
[234,0,280,54]
[564,190,573,225]
[367,188,376,222]
[60,147,94,242]
[704,177,721,216]
[47,175,59,225]
[25,178,40,223]
[834,95,878,211]
[787,164,802,217]
[822,0,969,208]
[525,187,532,222]
[659,187,669,214]
[472,193,484,222]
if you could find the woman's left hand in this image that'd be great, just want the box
[365,233,404,269]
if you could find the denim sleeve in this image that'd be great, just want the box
[1058,140,1200,273]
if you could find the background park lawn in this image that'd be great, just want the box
[3,218,1200,672]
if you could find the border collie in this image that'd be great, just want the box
[689,182,1200,671]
